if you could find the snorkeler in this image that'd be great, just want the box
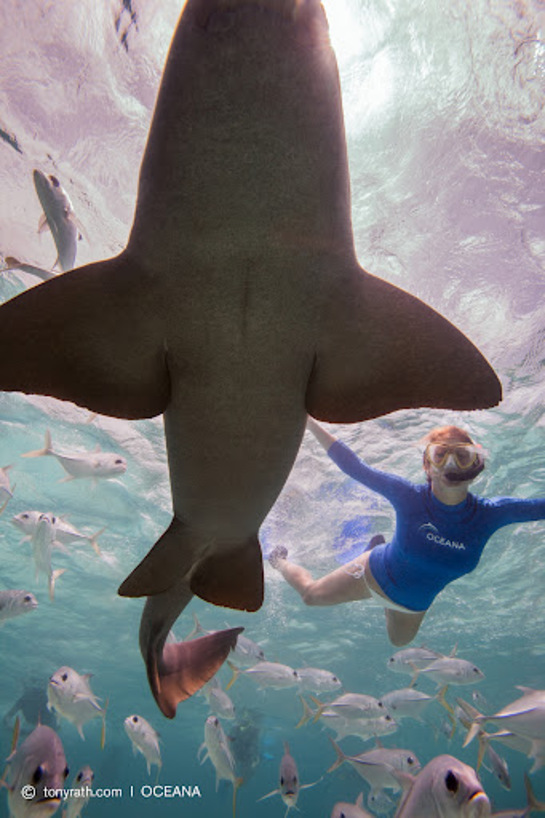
[269,418,545,646]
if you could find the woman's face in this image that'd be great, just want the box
[423,441,484,486]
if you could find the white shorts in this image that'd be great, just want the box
[343,560,424,614]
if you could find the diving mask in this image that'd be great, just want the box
[424,442,485,482]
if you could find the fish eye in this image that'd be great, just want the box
[445,771,459,793]
[473,667,480,673]
[32,765,44,784]
[132,716,139,723]
[61,673,68,682]
[24,594,33,602]
[21,513,29,519]
[49,175,60,187]
[385,714,392,721]
[332,676,338,682]
[77,772,83,782]
[407,756,415,765]
[51,516,57,524]
[115,459,124,464]
[280,777,284,785]
[378,701,384,708]
[64,766,70,779]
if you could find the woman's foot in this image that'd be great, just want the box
[268,545,288,569]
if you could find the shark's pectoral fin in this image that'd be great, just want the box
[153,629,244,718]
[306,267,502,422]
[0,253,169,419]
[119,517,264,612]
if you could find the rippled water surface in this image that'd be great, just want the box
[0,0,544,815]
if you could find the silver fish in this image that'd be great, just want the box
[393,754,490,817]
[417,657,485,687]
[62,766,94,818]
[461,687,545,746]
[331,792,374,818]
[387,647,444,675]
[33,170,80,273]
[124,715,161,776]
[199,715,242,818]
[202,677,236,720]
[23,431,126,482]
[47,667,106,744]
[259,741,320,816]
[227,660,299,690]
[378,687,434,721]
[0,464,14,513]
[328,739,420,797]
[0,0,501,719]
[29,514,65,601]
[295,667,342,694]
[4,723,69,818]
[0,590,38,624]
[12,511,103,557]
[481,741,510,791]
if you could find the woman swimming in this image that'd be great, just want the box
[269,418,545,646]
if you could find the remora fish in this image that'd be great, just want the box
[33,170,80,273]
[392,754,490,817]
[0,0,501,718]
[62,766,94,818]
[23,431,126,482]
[3,722,69,818]
[47,667,106,745]
[259,741,320,816]
[0,590,38,624]
[124,715,161,775]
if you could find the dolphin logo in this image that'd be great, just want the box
[0,0,501,716]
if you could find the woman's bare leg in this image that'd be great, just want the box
[385,609,426,646]
[269,549,372,606]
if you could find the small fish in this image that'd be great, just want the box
[124,715,161,776]
[392,754,490,817]
[3,257,58,282]
[23,430,127,482]
[29,514,65,601]
[480,740,511,791]
[0,590,38,624]
[226,660,299,690]
[33,170,81,273]
[460,687,545,746]
[259,741,320,817]
[378,687,435,721]
[12,511,103,557]
[62,766,94,818]
[199,715,242,818]
[416,657,485,687]
[3,722,69,818]
[387,647,444,675]
[202,677,236,720]
[309,692,386,721]
[295,667,342,694]
[321,712,398,743]
[47,666,106,745]
[489,773,545,817]
[331,792,374,818]
[328,739,420,798]
[0,464,14,513]
[367,788,397,815]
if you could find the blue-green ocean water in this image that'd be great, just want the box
[0,0,544,815]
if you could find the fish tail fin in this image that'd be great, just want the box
[295,695,315,728]
[100,698,109,750]
[456,698,484,747]
[308,694,325,723]
[436,685,457,738]
[49,567,66,601]
[525,772,545,812]
[225,661,240,692]
[232,776,243,818]
[90,528,105,557]
[149,629,244,718]
[0,496,10,515]
[22,429,53,459]
[118,517,264,612]
[327,737,346,773]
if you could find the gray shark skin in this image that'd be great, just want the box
[0,0,501,716]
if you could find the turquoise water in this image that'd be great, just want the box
[0,0,544,815]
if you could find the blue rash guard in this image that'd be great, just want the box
[328,440,545,612]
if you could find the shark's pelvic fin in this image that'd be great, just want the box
[306,267,502,422]
[0,253,170,419]
[119,517,264,613]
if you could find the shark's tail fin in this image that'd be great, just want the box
[150,628,244,719]
[118,517,264,612]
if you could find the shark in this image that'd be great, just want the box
[0,0,501,717]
